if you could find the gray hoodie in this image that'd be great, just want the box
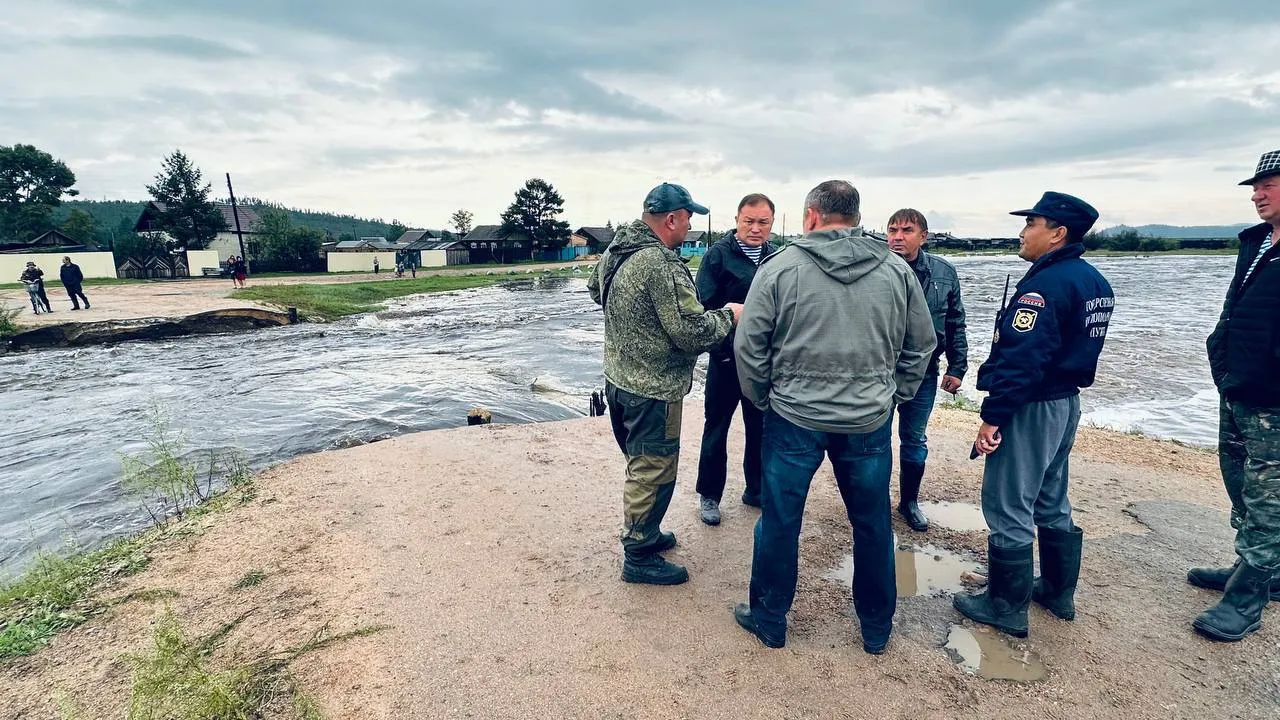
[734,227,936,434]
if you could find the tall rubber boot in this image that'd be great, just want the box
[1188,561,1280,602]
[1192,560,1274,641]
[1031,525,1082,620]
[953,541,1034,638]
[897,461,928,532]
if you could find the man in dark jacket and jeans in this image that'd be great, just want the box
[732,180,935,654]
[1191,150,1280,642]
[60,256,90,310]
[885,208,967,531]
[694,193,777,525]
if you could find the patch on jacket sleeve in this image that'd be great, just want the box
[1011,308,1038,332]
[1016,292,1046,308]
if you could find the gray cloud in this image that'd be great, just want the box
[62,33,253,60]
[9,0,1280,228]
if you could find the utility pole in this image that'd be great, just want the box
[225,173,247,269]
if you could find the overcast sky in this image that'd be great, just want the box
[2,0,1276,235]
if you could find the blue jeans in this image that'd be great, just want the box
[749,410,895,645]
[893,372,938,466]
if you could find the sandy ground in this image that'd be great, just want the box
[0,260,593,328]
[3,405,1278,719]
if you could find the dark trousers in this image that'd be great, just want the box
[65,283,88,308]
[605,381,682,557]
[695,358,763,502]
[892,372,937,466]
[35,285,51,311]
[749,410,895,643]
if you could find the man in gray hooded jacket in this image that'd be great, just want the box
[731,180,936,654]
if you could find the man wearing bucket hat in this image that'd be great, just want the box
[954,191,1114,638]
[588,183,743,586]
[1192,150,1280,641]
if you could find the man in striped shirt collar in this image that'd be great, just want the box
[1194,149,1280,641]
[694,193,777,525]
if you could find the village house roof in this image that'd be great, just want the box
[0,228,95,254]
[132,201,261,234]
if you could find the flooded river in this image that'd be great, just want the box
[0,255,1235,573]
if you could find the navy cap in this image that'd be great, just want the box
[643,183,709,215]
[1010,191,1099,241]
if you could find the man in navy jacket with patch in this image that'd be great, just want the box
[954,192,1114,639]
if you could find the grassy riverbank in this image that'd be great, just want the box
[232,275,508,321]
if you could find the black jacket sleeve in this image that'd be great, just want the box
[944,271,969,379]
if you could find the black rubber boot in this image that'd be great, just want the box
[622,553,689,585]
[1188,561,1280,602]
[953,541,1034,638]
[1032,525,1083,621]
[896,461,928,532]
[1192,560,1274,641]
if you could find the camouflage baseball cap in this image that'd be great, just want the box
[643,183,709,215]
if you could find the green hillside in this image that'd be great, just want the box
[52,199,406,248]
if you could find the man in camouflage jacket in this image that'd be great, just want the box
[588,183,743,585]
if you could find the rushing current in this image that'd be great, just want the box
[0,255,1234,574]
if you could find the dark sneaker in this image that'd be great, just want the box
[622,554,689,585]
[741,492,762,508]
[700,497,721,526]
[734,603,784,648]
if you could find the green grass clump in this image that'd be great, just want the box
[0,536,150,660]
[232,275,504,320]
[231,570,266,590]
[125,607,384,720]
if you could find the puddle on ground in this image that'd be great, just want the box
[824,545,983,598]
[944,624,1047,682]
[917,501,987,532]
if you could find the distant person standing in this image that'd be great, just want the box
[884,209,968,531]
[955,192,1113,639]
[19,261,52,313]
[59,256,90,310]
[233,256,248,288]
[1192,150,1280,642]
[373,256,380,274]
[694,192,777,525]
[587,183,742,586]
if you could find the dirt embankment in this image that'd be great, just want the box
[0,261,593,329]
[2,406,1277,719]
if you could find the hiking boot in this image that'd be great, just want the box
[734,603,784,648]
[1193,561,1274,642]
[700,497,721,526]
[1188,562,1280,602]
[897,461,928,532]
[741,491,762,508]
[953,541,1033,638]
[622,553,689,585]
[655,531,676,553]
[1032,525,1083,621]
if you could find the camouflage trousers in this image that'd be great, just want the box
[605,381,683,558]
[1219,397,1280,572]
